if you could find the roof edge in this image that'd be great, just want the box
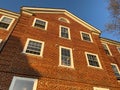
[0,8,20,18]
[100,37,120,46]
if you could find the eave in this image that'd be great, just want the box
[0,8,20,18]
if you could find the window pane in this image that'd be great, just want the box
[1,17,12,24]
[87,54,99,67]
[13,79,34,90]
[26,40,42,55]
[111,64,120,78]
[82,33,91,41]
[61,48,71,66]
[0,16,13,29]
[102,44,110,55]
[34,19,46,29]
[61,27,69,38]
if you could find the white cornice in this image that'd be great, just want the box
[0,9,20,18]
[100,38,120,46]
[21,7,101,34]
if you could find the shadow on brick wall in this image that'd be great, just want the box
[0,35,41,89]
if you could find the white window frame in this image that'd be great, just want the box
[93,87,109,90]
[85,52,102,69]
[80,31,93,42]
[59,25,71,40]
[58,17,70,23]
[59,46,74,68]
[117,47,120,53]
[23,38,45,57]
[32,18,48,30]
[0,39,2,43]
[0,16,15,30]
[9,76,38,90]
[111,63,120,79]
[102,43,112,56]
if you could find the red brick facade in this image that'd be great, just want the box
[0,7,120,90]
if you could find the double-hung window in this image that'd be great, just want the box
[0,39,2,43]
[111,63,120,80]
[93,87,109,90]
[32,18,48,30]
[102,43,112,56]
[80,31,93,42]
[0,16,14,30]
[9,76,38,90]
[85,52,102,68]
[60,25,71,39]
[23,38,44,56]
[117,47,120,53]
[59,46,74,68]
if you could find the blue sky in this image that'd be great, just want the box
[0,0,118,41]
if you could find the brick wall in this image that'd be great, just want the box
[0,9,120,90]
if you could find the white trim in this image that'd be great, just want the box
[111,63,120,78]
[58,17,70,23]
[85,52,102,69]
[32,18,48,30]
[9,76,38,90]
[93,87,109,90]
[23,38,45,57]
[100,38,120,46]
[0,39,2,43]
[0,15,15,30]
[102,43,112,56]
[117,47,120,53]
[59,25,71,40]
[0,8,19,18]
[80,31,93,42]
[59,46,74,68]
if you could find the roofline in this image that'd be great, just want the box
[0,8,20,18]
[21,7,101,34]
[100,37,120,46]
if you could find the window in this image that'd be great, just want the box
[85,52,102,68]
[80,31,93,42]
[117,47,120,53]
[0,39,2,43]
[0,16,14,30]
[9,76,38,90]
[111,63,120,80]
[59,25,71,39]
[59,46,74,68]
[102,43,112,56]
[58,17,70,23]
[32,18,48,30]
[23,38,44,56]
[93,87,109,90]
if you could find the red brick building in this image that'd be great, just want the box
[0,7,120,90]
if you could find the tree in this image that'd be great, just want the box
[106,0,120,35]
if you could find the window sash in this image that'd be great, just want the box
[111,64,120,79]
[1,17,12,24]
[102,44,111,55]
[61,27,69,38]
[25,40,42,55]
[82,33,91,41]
[34,19,46,29]
[61,48,71,66]
[0,16,14,30]
[9,76,38,90]
[87,53,100,67]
